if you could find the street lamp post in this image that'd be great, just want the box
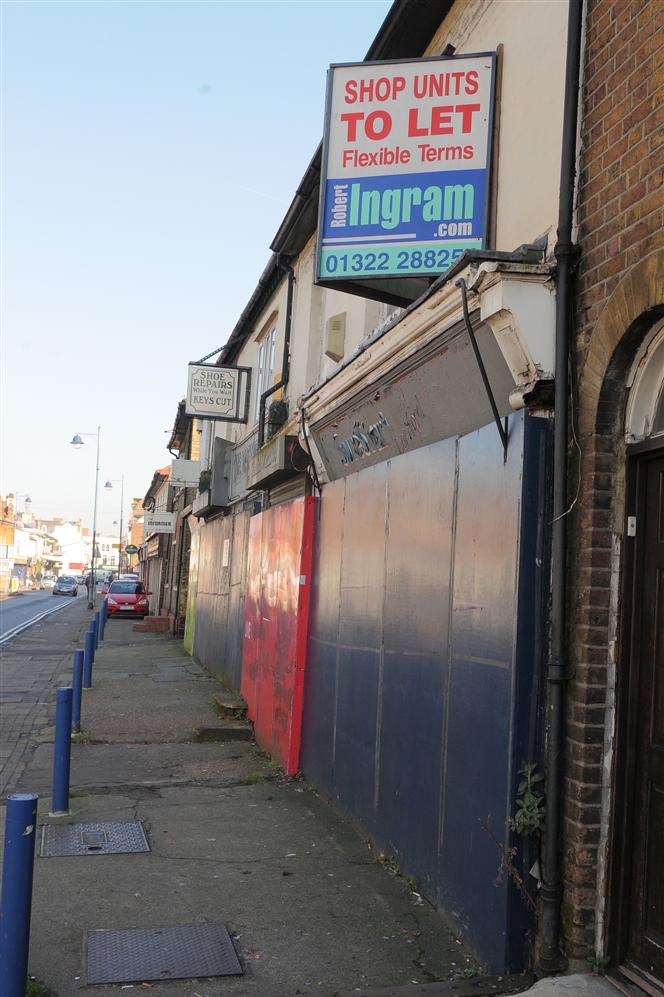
[105,475,125,576]
[70,427,101,609]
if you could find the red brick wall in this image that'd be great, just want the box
[563,0,663,962]
[577,0,662,353]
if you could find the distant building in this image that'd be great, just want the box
[140,466,171,615]
[126,498,144,571]
[11,526,60,588]
[96,534,120,574]
[52,521,91,576]
[0,515,15,594]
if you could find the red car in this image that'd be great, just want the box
[105,580,150,618]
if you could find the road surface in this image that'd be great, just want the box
[0,589,85,643]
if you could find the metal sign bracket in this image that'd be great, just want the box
[456,277,509,462]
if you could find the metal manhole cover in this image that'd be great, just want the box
[87,922,243,984]
[41,820,150,857]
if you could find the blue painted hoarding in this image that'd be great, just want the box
[301,412,551,971]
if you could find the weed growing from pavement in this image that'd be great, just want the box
[238,772,269,785]
[27,977,56,997]
[588,953,610,975]
[376,851,401,876]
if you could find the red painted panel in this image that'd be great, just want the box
[241,496,315,774]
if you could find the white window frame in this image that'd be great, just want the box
[254,327,277,421]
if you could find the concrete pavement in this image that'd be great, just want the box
[2,618,624,996]
[10,620,491,996]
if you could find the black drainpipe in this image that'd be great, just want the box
[258,256,295,446]
[539,0,584,973]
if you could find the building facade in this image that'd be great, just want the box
[96,535,120,574]
[142,0,662,983]
[180,0,570,973]
[52,521,92,577]
[126,499,144,572]
[562,0,664,987]
[140,467,172,616]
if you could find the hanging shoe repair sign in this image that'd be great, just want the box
[316,52,496,283]
[185,362,252,423]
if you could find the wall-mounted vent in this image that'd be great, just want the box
[324,312,346,363]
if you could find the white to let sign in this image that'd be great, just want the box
[317,53,496,282]
[144,512,176,534]
[171,459,201,488]
[222,538,230,567]
[186,363,251,423]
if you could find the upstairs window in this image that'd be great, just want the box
[254,327,277,421]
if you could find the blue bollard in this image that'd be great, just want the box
[83,629,95,688]
[71,649,84,733]
[102,596,109,634]
[51,687,73,814]
[93,612,101,649]
[0,793,39,997]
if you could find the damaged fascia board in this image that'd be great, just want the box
[302,260,555,425]
[474,262,556,385]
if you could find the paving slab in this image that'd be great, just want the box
[15,741,263,794]
[22,780,476,995]
[75,677,221,742]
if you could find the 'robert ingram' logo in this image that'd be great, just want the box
[329,182,474,233]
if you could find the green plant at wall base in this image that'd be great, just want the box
[508,761,545,837]
[588,953,610,976]
[27,977,57,997]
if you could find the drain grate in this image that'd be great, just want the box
[87,922,243,984]
[41,820,150,857]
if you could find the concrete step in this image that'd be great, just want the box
[193,722,253,743]
[213,691,247,718]
[133,616,170,634]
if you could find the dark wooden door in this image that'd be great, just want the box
[627,451,664,983]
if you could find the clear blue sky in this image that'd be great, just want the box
[3,0,391,533]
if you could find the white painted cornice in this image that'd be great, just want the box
[474,263,556,382]
[301,261,556,428]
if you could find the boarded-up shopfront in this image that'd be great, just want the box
[193,507,250,688]
[303,413,549,970]
[300,268,558,970]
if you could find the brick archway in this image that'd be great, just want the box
[562,248,664,962]
[578,249,664,437]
